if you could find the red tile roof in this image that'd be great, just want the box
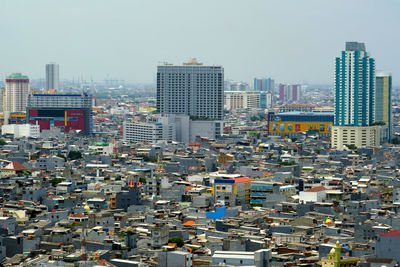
[1,161,27,171]
[235,177,255,183]
[305,186,327,192]
[380,230,400,237]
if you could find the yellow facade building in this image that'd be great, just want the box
[321,241,358,267]
[268,111,333,137]
[213,177,254,207]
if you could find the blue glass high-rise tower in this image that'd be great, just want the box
[254,77,275,92]
[334,42,376,127]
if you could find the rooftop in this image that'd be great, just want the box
[304,186,327,193]
[6,73,29,79]
[2,161,28,171]
[380,229,400,237]
[277,111,334,116]
[235,177,255,183]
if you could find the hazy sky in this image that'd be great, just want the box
[0,0,399,85]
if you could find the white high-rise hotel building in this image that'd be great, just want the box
[156,58,224,121]
[124,59,225,144]
[46,62,59,91]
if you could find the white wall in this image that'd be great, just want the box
[1,124,40,138]
[299,191,326,203]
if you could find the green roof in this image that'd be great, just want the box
[7,73,29,79]
[93,142,109,146]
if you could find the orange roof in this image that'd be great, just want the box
[305,186,327,192]
[184,220,195,226]
[183,246,193,252]
[235,177,255,183]
[189,142,201,147]
[167,243,177,248]
[95,260,115,267]
[2,161,27,171]
[185,186,193,193]
[211,144,227,148]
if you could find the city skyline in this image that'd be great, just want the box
[1,0,399,85]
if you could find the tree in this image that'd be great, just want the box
[68,151,82,160]
[23,170,32,176]
[0,139,6,146]
[51,178,65,187]
[168,236,184,247]
[250,115,261,121]
[140,155,158,163]
[393,137,400,145]
[346,144,357,150]
[371,121,386,126]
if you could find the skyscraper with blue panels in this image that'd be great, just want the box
[254,77,275,92]
[334,42,376,127]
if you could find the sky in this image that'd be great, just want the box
[0,0,399,85]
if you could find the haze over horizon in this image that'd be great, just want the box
[1,0,399,86]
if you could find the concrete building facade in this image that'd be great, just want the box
[375,72,392,142]
[331,125,382,149]
[254,77,275,92]
[224,91,272,111]
[157,59,224,121]
[45,62,59,91]
[331,42,390,149]
[4,73,30,113]
[26,93,93,135]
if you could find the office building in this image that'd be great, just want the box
[123,120,175,144]
[332,42,386,149]
[0,89,4,112]
[375,72,392,142]
[212,177,254,207]
[331,125,383,149]
[334,42,375,127]
[278,84,301,102]
[45,63,59,91]
[123,114,222,144]
[254,77,274,92]
[225,80,249,91]
[156,58,224,121]
[291,84,300,101]
[259,92,272,109]
[27,93,92,135]
[4,73,30,113]
[224,91,272,111]
[1,124,40,138]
